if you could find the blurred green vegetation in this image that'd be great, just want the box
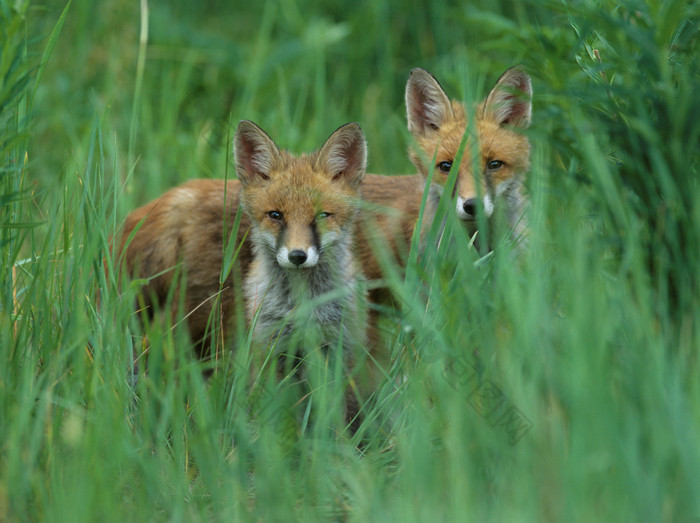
[2,0,699,521]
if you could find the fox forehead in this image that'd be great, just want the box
[424,102,529,171]
[417,101,471,163]
[477,120,530,171]
[243,154,357,219]
[260,184,354,214]
[430,101,468,158]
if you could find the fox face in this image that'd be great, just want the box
[234,120,367,272]
[235,119,368,360]
[405,67,532,229]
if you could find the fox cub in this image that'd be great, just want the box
[354,67,532,306]
[404,66,532,246]
[235,120,368,358]
[119,121,368,361]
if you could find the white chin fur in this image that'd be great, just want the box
[276,246,320,269]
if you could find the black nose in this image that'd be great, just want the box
[288,249,307,266]
[463,198,477,217]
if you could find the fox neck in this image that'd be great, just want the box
[246,231,361,344]
[418,182,443,241]
[497,177,528,246]
[268,240,353,299]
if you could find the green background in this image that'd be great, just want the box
[1,0,698,520]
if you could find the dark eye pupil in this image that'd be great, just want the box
[268,211,281,220]
[488,160,503,169]
[437,161,452,173]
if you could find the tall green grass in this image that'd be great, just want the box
[2,0,699,520]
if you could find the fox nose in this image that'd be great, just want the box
[288,249,308,266]
[463,198,477,217]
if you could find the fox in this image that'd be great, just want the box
[117,66,531,366]
[403,66,533,247]
[352,67,532,351]
[235,119,368,358]
[118,121,367,354]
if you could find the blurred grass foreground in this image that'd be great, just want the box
[1,0,699,521]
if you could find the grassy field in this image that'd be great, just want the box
[2,0,699,520]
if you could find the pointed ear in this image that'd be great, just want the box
[233,120,280,185]
[405,68,453,136]
[317,123,367,187]
[483,66,532,128]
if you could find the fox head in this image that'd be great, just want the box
[405,67,532,225]
[234,120,367,270]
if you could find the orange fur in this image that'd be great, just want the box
[118,178,250,357]
[405,67,532,243]
[234,120,367,350]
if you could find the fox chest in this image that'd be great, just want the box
[244,260,351,338]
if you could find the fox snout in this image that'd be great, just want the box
[276,245,320,270]
[456,194,494,221]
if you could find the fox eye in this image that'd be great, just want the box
[437,161,452,173]
[316,212,331,220]
[487,160,504,170]
[268,211,283,221]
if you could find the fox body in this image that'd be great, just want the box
[118,173,413,351]
[235,120,368,353]
[404,67,533,245]
[119,177,250,356]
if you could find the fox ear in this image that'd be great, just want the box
[234,120,280,185]
[317,123,367,187]
[405,68,453,135]
[483,67,532,128]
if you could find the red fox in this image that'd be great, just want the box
[117,66,531,357]
[235,120,367,356]
[352,66,532,327]
[119,121,368,351]
[403,66,532,246]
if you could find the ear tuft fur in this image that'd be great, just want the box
[483,67,532,128]
[233,120,280,185]
[405,68,453,136]
[317,123,367,187]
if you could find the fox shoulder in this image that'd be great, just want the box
[119,178,244,284]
